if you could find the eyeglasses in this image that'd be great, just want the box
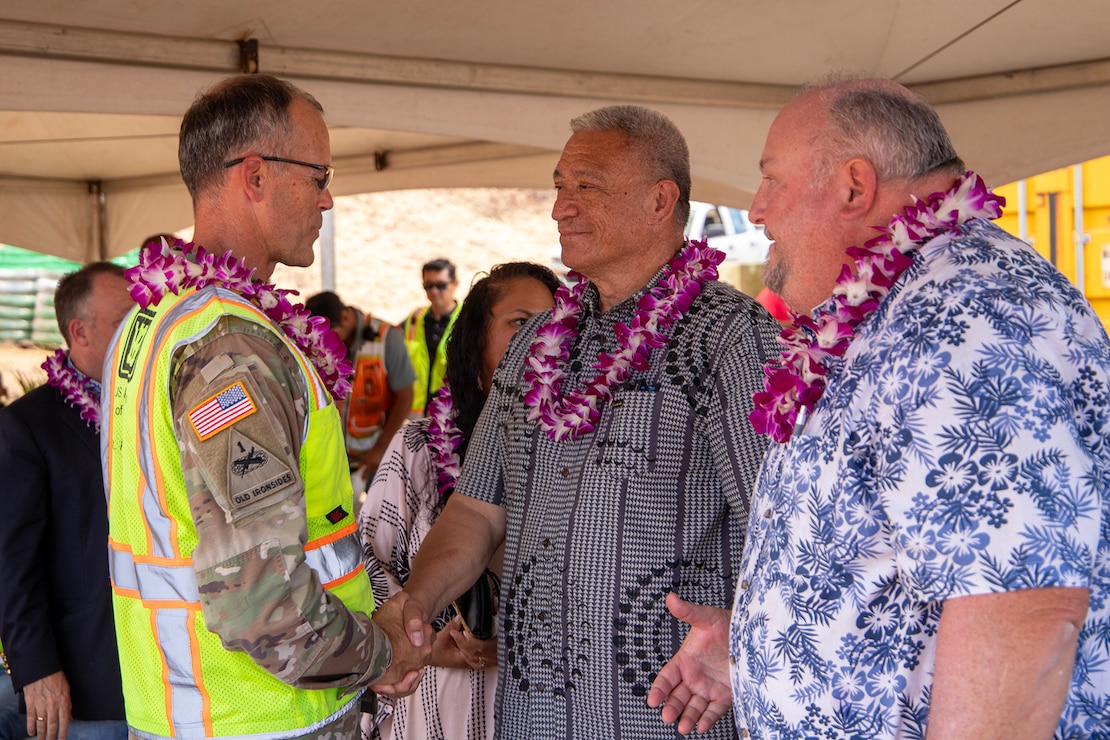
[223,155,334,191]
[423,281,452,292]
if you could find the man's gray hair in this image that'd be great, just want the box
[570,105,692,227]
[178,74,324,203]
[804,74,965,182]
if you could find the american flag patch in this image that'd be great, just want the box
[188,382,257,440]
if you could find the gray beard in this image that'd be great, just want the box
[763,253,785,295]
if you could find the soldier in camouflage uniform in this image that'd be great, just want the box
[101,75,430,740]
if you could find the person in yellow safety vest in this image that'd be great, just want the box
[100,74,431,740]
[401,259,462,416]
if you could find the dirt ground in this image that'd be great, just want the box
[0,187,559,402]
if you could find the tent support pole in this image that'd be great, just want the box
[319,210,335,292]
[88,180,106,263]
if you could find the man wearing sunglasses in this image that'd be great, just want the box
[101,74,429,740]
[400,258,462,416]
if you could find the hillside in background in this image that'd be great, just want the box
[274,187,558,325]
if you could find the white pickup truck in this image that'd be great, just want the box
[685,201,769,295]
[685,201,770,266]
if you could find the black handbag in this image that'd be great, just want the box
[452,569,497,640]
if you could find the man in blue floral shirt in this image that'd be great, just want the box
[649,76,1110,739]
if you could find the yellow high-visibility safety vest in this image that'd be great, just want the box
[402,304,460,414]
[103,285,375,740]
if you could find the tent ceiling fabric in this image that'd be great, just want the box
[0,0,1108,261]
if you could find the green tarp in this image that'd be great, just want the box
[0,245,137,345]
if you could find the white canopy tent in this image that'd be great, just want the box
[0,0,1108,262]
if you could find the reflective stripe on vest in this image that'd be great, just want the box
[304,526,363,588]
[108,529,363,602]
[108,547,198,602]
[104,286,372,740]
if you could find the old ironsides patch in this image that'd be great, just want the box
[226,428,295,510]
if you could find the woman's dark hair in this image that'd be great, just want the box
[444,261,560,461]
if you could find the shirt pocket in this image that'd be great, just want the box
[592,388,660,480]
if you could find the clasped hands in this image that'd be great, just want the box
[370,588,732,735]
[369,591,435,697]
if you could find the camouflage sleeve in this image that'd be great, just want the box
[170,314,391,690]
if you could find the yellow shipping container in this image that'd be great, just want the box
[994,156,1110,332]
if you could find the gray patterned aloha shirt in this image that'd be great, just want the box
[456,269,780,740]
[731,220,1110,739]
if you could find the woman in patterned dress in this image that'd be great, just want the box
[360,262,560,740]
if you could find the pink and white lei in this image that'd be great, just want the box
[425,383,464,497]
[43,349,101,429]
[127,237,353,399]
[750,171,1005,444]
[523,239,724,442]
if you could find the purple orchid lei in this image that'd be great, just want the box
[425,383,464,497]
[127,237,353,400]
[523,238,724,442]
[42,349,101,429]
[749,171,1005,444]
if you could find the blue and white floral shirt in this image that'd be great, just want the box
[730,219,1110,739]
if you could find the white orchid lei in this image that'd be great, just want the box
[127,237,353,399]
[42,349,101,429]
[749,171,1005,443]
[425,382,464,497]
[523,238,724,442]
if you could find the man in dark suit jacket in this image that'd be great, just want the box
[0,262,134,740]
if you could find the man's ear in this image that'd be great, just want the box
[647,179,680,225]
[839,157,877,217]
[228,156,267,203]
[67,316,90,349]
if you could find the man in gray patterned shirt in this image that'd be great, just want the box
[371,105,779,738]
